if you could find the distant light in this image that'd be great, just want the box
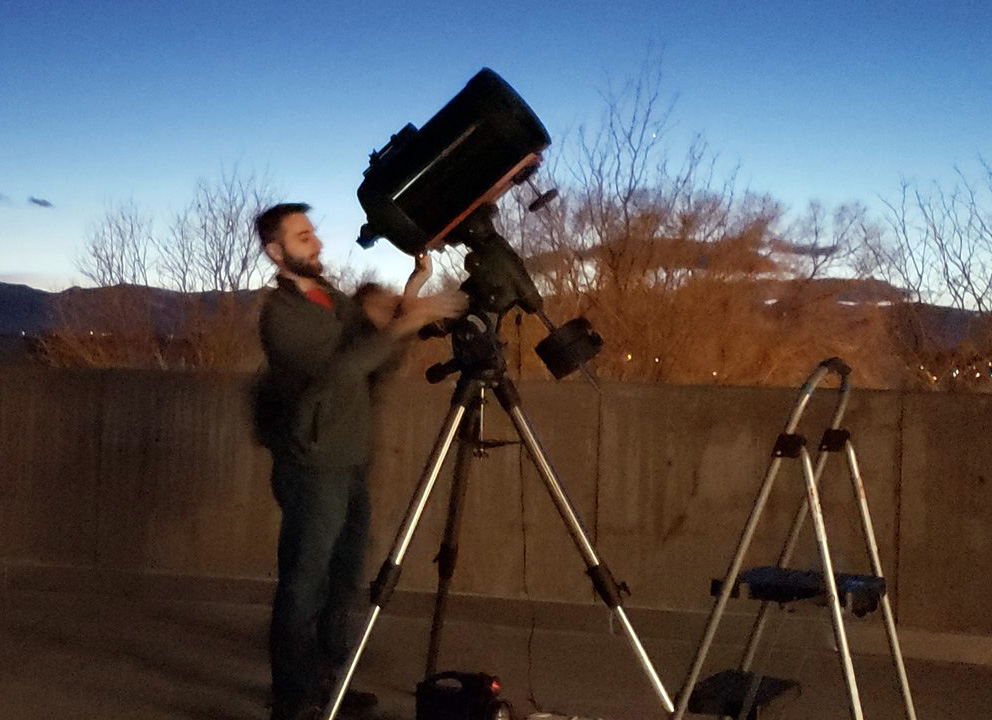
[654,357,660,363]
[712,371,718,376]
[625,353,632,361]
[89,330,94,336]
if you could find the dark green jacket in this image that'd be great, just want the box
[255,275,396,468]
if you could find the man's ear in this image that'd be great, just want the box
[264,242,283,264]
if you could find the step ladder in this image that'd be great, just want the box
[672,358,918,720]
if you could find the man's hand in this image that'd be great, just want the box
[412,252,432,281]
[403,253,433,301]
[388,289,467,338]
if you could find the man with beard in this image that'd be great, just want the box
[253,203,466,720]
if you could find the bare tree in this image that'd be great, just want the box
[157,166,275,292]
[783,201,879,281]
[861,164,992,313]
[850,160,992,390]
[159,207,199,294]
[468,56,901,388]
[46,167,277,370]
[859,183,931,304]
[77,200,153,286]
[918,167,992,313]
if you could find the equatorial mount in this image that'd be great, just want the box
[419,203,603,384]
[420,309,506,385]
[511,163,559,212]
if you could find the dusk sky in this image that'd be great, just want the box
[2,1,990,291]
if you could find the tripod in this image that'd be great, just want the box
[321,313,675,720]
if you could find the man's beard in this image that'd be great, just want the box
[282,249,323,279]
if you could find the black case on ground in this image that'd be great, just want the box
[415,671,508,720]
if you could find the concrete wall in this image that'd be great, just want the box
[1,367,989,637]
[0,368,275,579]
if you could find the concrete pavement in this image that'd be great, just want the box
[1,588,989,719]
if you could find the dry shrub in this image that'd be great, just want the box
[36,286,264,371]
[886,303,992,391]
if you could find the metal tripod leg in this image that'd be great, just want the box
[424,389,483,678]
[492,377,675,714]
[844,441,918,720]
[321,378,477,720]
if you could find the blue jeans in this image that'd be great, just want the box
[268,456,371,705]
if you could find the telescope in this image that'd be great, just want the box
[356,68,556,258]
[326,69,678,720]
[355,68,600,378]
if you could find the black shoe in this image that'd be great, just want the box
[318,682,379,714]
[341,689,378,712]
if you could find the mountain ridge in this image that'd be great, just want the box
[0,281,262,336]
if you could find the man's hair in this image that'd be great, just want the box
[255,202,312,249]
[353,282,389,303]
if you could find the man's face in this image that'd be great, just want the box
[270,212,323,278]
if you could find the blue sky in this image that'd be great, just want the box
[2,0,990,291]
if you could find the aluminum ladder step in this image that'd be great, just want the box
[711,566,886,617]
